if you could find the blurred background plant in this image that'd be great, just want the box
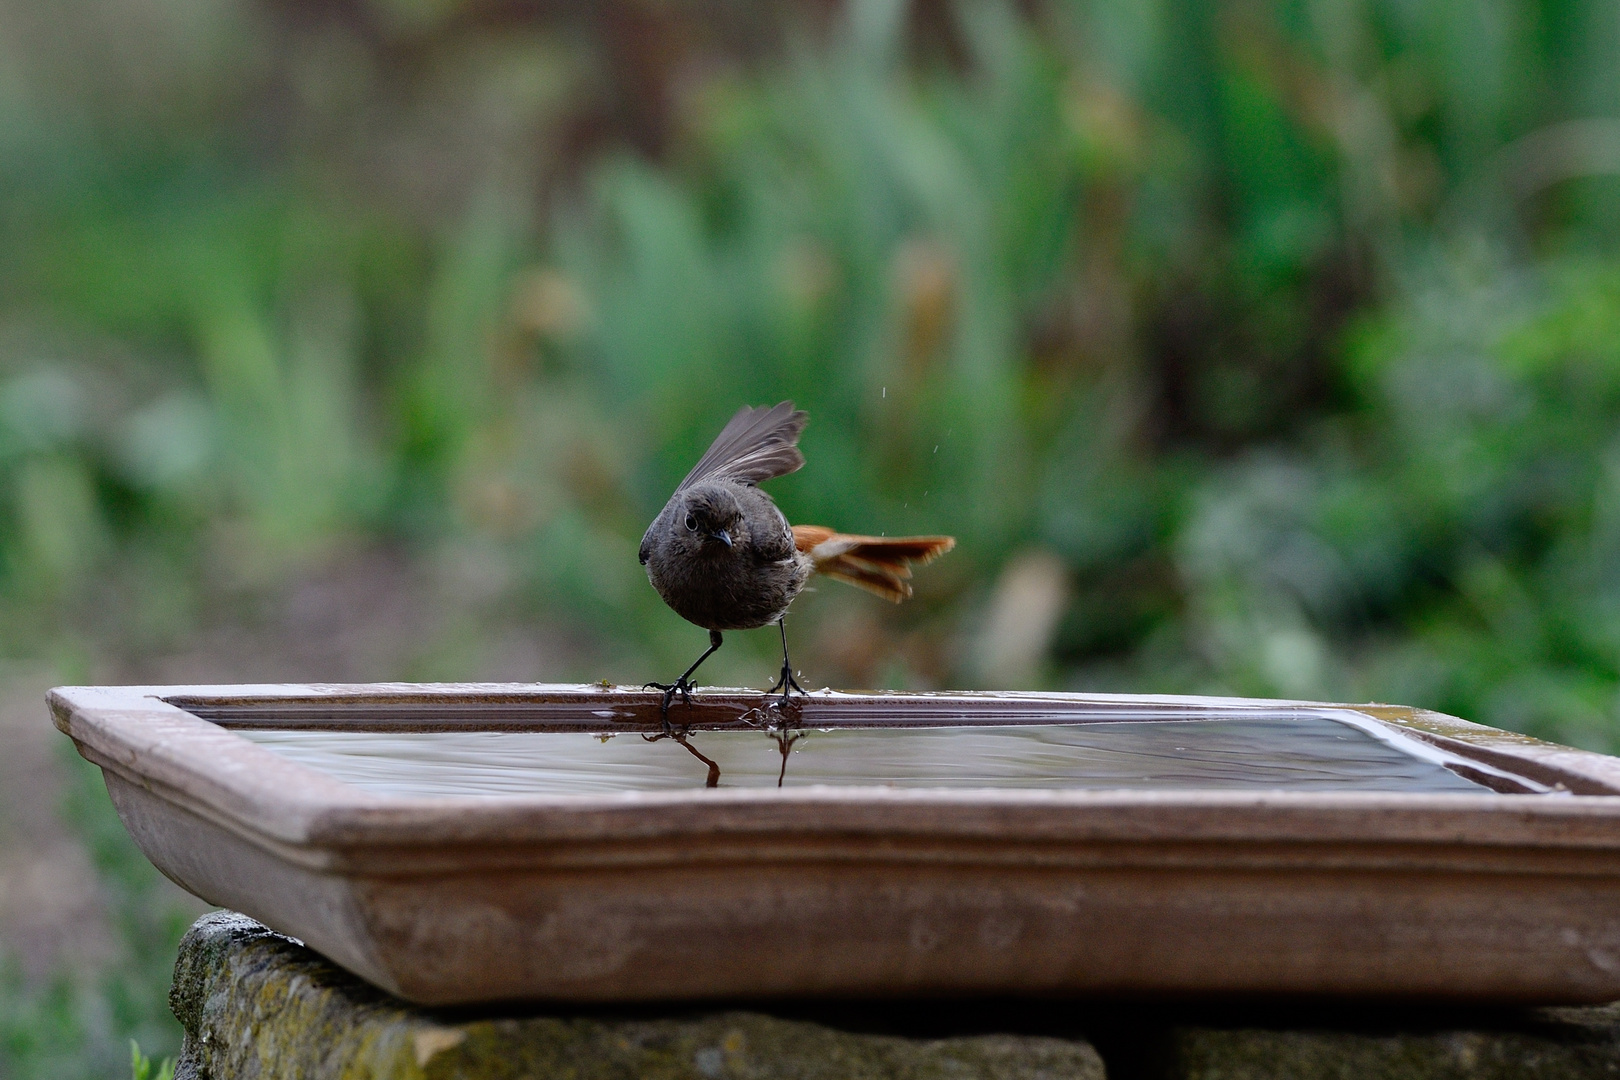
[4,0,1620,1071]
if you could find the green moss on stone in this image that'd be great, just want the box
[170,913,1104,1080]
[422,1013,1099,1080]
[1168,1014,1620,1080]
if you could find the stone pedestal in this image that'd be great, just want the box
[171,911,1620,1079]
[1143,1007,1620,1079]
[170,912,1106,1079]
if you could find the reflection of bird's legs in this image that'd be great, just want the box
[773,729,803,787]
[645,629,723,735]
[766,618,806,706]
[673,735,721,788]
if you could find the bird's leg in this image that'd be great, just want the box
[645,629,723,735]
[760,619,807,784]
[766,618,806,705]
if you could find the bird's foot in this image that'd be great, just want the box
[766,662,807,711]
[762,668,806,786]
[642,676,698,738]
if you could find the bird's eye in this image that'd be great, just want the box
[684,513,697,531]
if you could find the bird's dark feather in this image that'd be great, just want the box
[677,401,807,491]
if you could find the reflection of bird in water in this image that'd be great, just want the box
[640,402,955,721]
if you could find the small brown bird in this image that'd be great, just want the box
[640,401,954,714]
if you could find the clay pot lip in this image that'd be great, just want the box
[47,682,1620,857]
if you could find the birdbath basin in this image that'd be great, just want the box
[48,683,1620,1005]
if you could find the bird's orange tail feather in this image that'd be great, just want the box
[792,526,955,602]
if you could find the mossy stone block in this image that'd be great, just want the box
[170,911,1105,1080]
[1162,1006,1620,1079]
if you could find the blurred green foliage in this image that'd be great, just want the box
[2,0,1612,714]
[5,0,1620,1067]
[129,1040,176,1080]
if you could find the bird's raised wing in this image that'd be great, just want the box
[677,401,808,491]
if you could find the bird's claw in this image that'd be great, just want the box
[643,677,698,707]
[766,663,806,711]
[643,676,698,737]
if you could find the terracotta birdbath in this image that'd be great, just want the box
[48,683,1620,1005]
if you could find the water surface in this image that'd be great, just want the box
[235,713,1502,796]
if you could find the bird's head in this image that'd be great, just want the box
[676,485,742,554]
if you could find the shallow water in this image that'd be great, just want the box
[235,713,1502,796]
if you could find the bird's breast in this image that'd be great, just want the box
[645,546,811,631]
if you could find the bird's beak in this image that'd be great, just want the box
[711,529,733,548]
